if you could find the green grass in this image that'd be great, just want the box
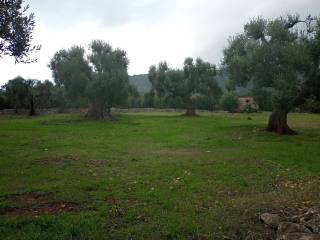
[0,112,319,239]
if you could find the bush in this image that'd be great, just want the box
[252,88,272,111]
[0,91,8,109]
[240,104,258,113]
[302,98,320,113]
[220,91,239,113]
[143,91,155,108]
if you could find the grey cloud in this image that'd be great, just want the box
[1,0,319,84]
[187,0,320,66]
[28,0,177,28]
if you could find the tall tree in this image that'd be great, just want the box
[49,41,130,119]
[87,40,129,119]
[223,15,319,134]
[49,46,91,107]
[0,89,7,109]
[149,57,220,116]
[148,62,167,107]
[2,76,28,113]
[0,0,40,63]
[220,91,239,113]
[127,84,142,108]
[34,80,55,108]
[306,17,320,111]
[2,76,39,115]
[25,79,39,115]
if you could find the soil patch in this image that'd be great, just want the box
[0,191,80,217]
[37,155,80,165]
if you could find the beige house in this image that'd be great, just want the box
[238,96,258,111]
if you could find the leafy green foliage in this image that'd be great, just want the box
[127,85,143,108]
[149,58,221,114]
[223,15,317,112]
[252,87,273,111]
[1,77,41,115]
[220,91,239,113]
[0,89,8,109]
[223,14,320,133]
[142,90,154,108]
[48,40,130,119]
[49,46,91,107]
[87,40,129,117]
[34,80,54,108]
[2,76,29,111]
[302,97,320,113]
[0,0,40,63]
[240,104,258,114]
[1,77,72,113]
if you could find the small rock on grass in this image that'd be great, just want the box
[260,213,281,228]
[277,233,320,240]
[278,222,312,234]
[305,216,320,233]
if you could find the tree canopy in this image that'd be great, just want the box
[87,40,129,119]
[0,0,40,63]
[2,76,40,115]
[149,57,221,116]
[220,91,239,113]
[223,14,320,134]
[49,46,91,107]
[49,40,130,119]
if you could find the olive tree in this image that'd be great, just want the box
[49,46,91,107]
[34,80,55,108]
[220,91,239,113]
[49,40,129,119]
[2,76,28,113]
[2,76,39,115]
[149,57,221,116]
[0,0,40,63]
[223,15,319,134]
[87,40,129,119]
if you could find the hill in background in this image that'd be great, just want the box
[129,72,250,96]
[129,75,151,94]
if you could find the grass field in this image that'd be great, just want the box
[0,112,319,239]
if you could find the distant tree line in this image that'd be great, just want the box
[147,58,222,116]
[0,77,63,115]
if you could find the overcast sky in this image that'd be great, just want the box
[1,0,319,85]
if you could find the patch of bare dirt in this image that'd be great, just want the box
[271,176,320,192]
[127,148,204,159]
[86,159,110,167]
[0,191,79,217]
[0,191,53,204]
[37,155,80,165]
[156,149,204,158]
[1,202,79,217]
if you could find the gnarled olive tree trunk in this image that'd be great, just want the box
[87,101,111,120]
[29,97,36,116]
[267,110,296,135]
[184,99,197,116]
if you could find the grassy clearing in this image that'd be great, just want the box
[0,112,319,239]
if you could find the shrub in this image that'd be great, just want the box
[220,91,239,113]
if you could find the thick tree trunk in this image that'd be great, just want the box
[267,110,296,135]
[87,101,111,120]
[29,98,36,116]
[185,107,196,116]
[184,100,197,116]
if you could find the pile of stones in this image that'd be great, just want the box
[260,207,320,240]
